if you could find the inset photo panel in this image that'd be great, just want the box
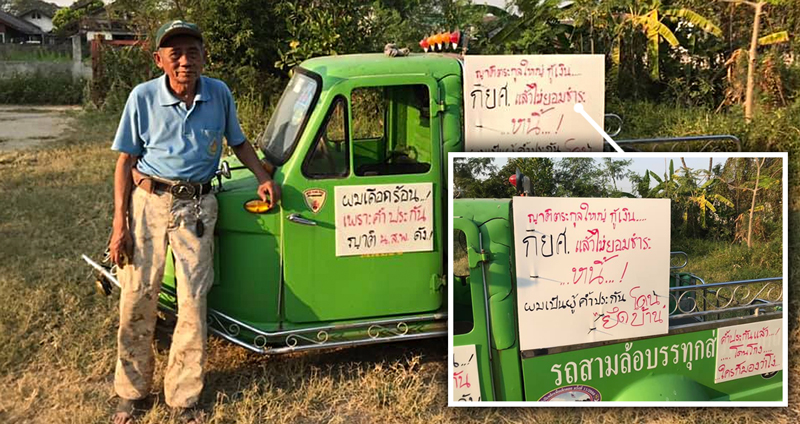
[448,153,787,406]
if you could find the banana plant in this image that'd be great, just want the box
[610,1,722,80]
[644,159,732,233]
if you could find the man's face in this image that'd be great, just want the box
[154,35,204,86]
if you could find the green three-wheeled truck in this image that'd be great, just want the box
[83,52,779,401]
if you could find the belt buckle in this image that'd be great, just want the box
[170,181,196,200]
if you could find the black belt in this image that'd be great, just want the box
[151,179,213,199]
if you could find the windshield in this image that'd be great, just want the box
[258,70,320,165]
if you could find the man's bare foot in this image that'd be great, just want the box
[112,410,133,424]
[176,407,206,424]
[112,398,143,424]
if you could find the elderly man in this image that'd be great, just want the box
[108,20,278,423]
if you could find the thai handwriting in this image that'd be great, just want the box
[523,290,627,315]
[473,60,579,83]
[575,229,651,253]
[515,83,586,106]
[476,141,565,152]
[340,186,431,207]
[470,83,509,110]
[719,326,775,345]
[342,205,428,228]
[567,255,624,285]
[717,354,778,381]
[550,338,716,386]
[413,227,432,241]
[453,347,481,401]
[510,108,562,136]
[523,228,568,258]
[715,320,781,383]
[728,343,764,358]
[598,286,665,329]
[527,204,645,229]
[347,231,428,249]
[346,231,377,250]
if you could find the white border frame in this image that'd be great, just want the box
[447,151,789,407]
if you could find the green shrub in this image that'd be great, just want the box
[0,72,84,105]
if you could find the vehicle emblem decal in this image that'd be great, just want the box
[303,188,327,213]
[539,385,602,402]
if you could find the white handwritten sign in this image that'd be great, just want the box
[463,55,605,152]
[512,197,670,350]
[452,344,482,402]
[335,183,433,256]
[715,319,782,383]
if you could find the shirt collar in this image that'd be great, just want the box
[158,74,209,106]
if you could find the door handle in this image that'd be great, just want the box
[287,213,317,226]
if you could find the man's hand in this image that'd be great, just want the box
[231,141,281,210]
[109,225,133,268]
[257,179,281,208]
[112,153,137,268]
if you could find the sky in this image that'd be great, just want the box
[492,157,727,194]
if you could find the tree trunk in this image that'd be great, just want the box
[747,158,764,248]
[744,2,764,123]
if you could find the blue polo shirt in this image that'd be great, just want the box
[112,74,247,182]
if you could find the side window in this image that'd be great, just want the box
[352,84,432,176]
[453,229,474,335]
[352,87,384,139]
[303,97,348,178]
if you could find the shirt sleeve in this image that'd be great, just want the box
[111,90,144,156]
[223,84,247,147]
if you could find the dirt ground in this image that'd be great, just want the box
[0,105,80,152]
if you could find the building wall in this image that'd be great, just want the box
[86,31,113,41]
[0,61,90,79]
[20,13,53,33]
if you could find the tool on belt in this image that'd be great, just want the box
[131,168,211,237]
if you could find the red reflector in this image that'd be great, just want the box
[508,174,517,186]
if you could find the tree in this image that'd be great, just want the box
[640,159,733,238]
[603,157,633,193]
[720,157,782,246]
[453,157,496,198]
[611,0,722,81]
[486,0,569,54]
[719,1,790,121]
[554,158,612,197]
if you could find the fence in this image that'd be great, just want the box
[0,36,90,80]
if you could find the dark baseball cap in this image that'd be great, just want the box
[155,20,203,48]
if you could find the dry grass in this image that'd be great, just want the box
[0,110,797,423]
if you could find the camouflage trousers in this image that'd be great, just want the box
[115,186,217,408]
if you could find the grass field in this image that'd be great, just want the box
[0,110,797,423]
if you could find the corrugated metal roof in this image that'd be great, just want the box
[0,10,45,35]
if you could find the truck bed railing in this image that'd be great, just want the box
[670,251,688,270]
[603,135,742,152]
[668,277,783,329]
[601,113,742,152]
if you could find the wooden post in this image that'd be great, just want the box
[90,34,103,106]
[744,2,764,123]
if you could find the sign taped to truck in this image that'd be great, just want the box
[511,197,671,350]
[463,54,605,152]
[715,319,782,383]
[335,183,434,256]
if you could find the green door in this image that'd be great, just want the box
[282,75,445,323]
[452,218,495,401]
